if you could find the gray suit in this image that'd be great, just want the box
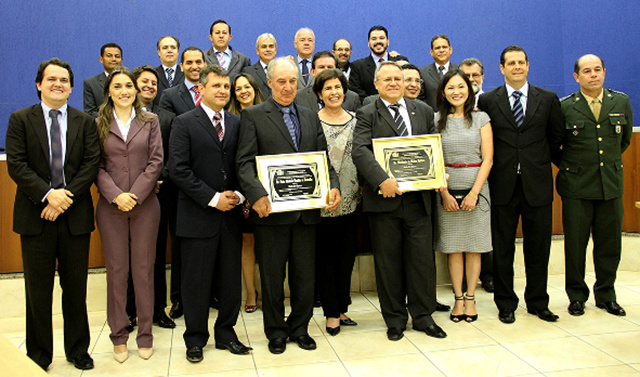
[419,63,458,110]
[204,46,251,79]
[294,86,361,112]
[242,62,271,98]
[83,73,106,118]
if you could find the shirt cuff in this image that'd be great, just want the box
[235,191,245,205]
[42,188,54,203]
[208,192,221,208]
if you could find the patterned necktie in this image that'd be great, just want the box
[389,103,407,136]
[49,109,64,188]
[280,106,300,150]
[166,67,174,87]
[301,59,309,85]
[213,112,224,141]
[217,51,227,69]
[512,90,524,127]
[192,86,202,106]
[438,65,445,77]
[591,98,601,120]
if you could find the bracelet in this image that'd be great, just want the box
[468,191,478,200]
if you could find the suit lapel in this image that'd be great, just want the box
[405,100,423,135]
[195,106,222,147]
[428,64,440,83]
[156,65,170,90]
[126,117,144,145]
[66,108,80,157]
[496,86,518,128]
[571,92,596,121]
[109,118,125,142]
[266,100,296,150]
[28,105,51,164]
[520,86,540,130]
[180,83,196,108]
[376,99,401,136]
[255,64,268,87]
[228,50,239,73]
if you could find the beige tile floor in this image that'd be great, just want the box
[1,270,640,377]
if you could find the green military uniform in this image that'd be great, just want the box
[558,89,632,304]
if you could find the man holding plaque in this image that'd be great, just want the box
[236,57,341,354]
[352,61,447,341]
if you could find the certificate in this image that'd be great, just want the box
[256,151,331,213]
[372,134,446,192]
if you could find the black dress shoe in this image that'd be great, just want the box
[421,324,447,339]
[482,278,495,293]
[435,301,451,312]
[326,326,341,336]
[67,353,94,370]
[596,301,626,316]
[169,302,183,319]
[154,312,176,328]
[215,340,253,354]
[568,301,585,316]
[499,309,516,324]
[126,316,136,333]
[340,318,358,326]
[386,328,404,341]
[268,338,287,354]
[186,346,203,363]
[292,334,316,350]
[527,308,559,322]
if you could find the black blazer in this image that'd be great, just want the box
[478,85,563,207]
[158,81,196,116]
[419,62,459,110]
[236,98,339,226]
[294,86,362,112]
[242,62,271,98]
[204,46,251,79]
[349,55,408,100]
[352,98,435,214]
[82,73,106,118]
[169,107,242,238]
[154,65,184,106]
[6,104,100,235]
[147,103,176,182]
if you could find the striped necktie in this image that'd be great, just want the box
[192,86,202,106]
[512,90,524,127]
[389,103,407,136]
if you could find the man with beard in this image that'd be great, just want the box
[332,38,353,80]
[460,58,485,108]
[419,35,458,109]
[349,25,408,101]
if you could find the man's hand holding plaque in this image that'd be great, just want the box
[252,196,272,218]
[380,178,403,198]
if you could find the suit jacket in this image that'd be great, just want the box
[83,73,106,118]
[349,55,409,100]
[419,62,459,110]
[236,98,340,226]
[159,81,196,116]
[294,86,362,112]
[6,104,100,235]
[154,65,184,106]
[242,62,271,98]
[95,113,163,204]
[352,98,435,213]
[204,46,251,79]
[478,84,563,207]
[169,107,242,238]
[557,89,633,200]
[147,103,176,182]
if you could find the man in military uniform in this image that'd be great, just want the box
[558,54,632,317]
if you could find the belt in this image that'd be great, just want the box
[445,163,482,168]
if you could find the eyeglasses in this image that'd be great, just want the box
[465,73,483,79]
[405,78,423,84]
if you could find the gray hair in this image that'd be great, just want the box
[199,64,229,86]
[294,27,315,41]
[374,61,403,81]
[256,33,277,49]
[460,57,484,74]
[266,57,298,80]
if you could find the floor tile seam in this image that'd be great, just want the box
[577,329,640,365]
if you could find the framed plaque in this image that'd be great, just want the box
[372,134,446,192]
[256,151,331,213]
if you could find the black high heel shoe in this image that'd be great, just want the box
[244,290,258,313]
[450,295,467,323]
[465,294,478,322]
[326,326,341,336]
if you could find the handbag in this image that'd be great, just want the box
[447,189,477,207]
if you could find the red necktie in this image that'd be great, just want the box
[192,86,202,106]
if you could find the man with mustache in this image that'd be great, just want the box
[460,58,485,108]
[83,43,122,118]
[332,38,353,80]
[419,35,458,110]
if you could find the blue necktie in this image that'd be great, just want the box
[512,90,524,127]
[280,106,300,150]
[301,59,309,85]
[166,67,174,87]
[389,103,407,136]
[49,109,64,188]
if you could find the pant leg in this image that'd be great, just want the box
[491,200,521,311]
[521,199,552,312]
[562,197,593,302]
[592,197,623,304]
[337,213,358,314]
[317,216,341,318]
[287,221,316,339]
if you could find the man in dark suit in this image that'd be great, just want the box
[236,57,341,354]
[293,28,316,89]
[154,36,184,106]
[477,45,564,324]
[204,20,251,79]
[349,25,408,101]
[242,33,277,98]
[419,35,458,110]
[169,64,252,362]
[158,46,207,319]
[294,51,361,112]
[160,47,207,117]
[83,42,122,118]
[352,61,446,341]
[6,58,100,371]
[559,54,632,317]
[333,38,353,80]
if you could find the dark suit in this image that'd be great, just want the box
[169,107,243,346]
[242,62,271,98]
[82,73,106,118]
[294,86,362,112]
[159,80,197,116]
[6,104,100,368]
[351,98,438,331]
[349,55,408,100]
[154,65,184,106]
[236,98,339,340]
[204,46,251,79]
[419,63,459,110]
[558,89,632,304]
[478,84,563,312]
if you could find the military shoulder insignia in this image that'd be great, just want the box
[559,93,574,102]
[607,88,628,97]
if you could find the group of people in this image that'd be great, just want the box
[5,20,632,372]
